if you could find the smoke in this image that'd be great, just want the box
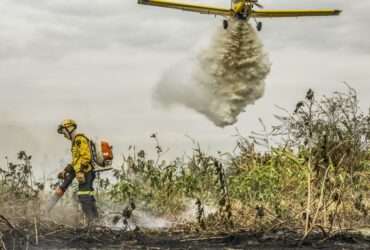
[0,113,67,178]
[0,114,40,158]
[154,20,271,127]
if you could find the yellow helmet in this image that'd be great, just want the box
[57,119,77,134]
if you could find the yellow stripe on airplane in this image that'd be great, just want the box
[252,9,342,18]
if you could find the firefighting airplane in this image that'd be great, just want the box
[138,0,341,31]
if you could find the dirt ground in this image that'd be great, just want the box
[3,227,370,250]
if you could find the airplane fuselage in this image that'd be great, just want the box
[232,1,253,20]
[228,1,263,31]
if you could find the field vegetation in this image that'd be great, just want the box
[0,86,369,249]
[109,86,370,239]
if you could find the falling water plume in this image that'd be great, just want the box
[154,20,271,127]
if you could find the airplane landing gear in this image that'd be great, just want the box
[256,21,262,31]
[223,19,228,30]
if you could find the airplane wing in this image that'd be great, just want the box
[251,9,342,18]
[138,0,233,16]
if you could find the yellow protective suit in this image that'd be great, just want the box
[71,134,93,174]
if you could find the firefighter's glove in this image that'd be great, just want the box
[58,164,74,180]
[57,171,65,180]
[64,164,74,173]
[76,172,86,184]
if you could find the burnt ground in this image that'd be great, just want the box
[2,227,370,250]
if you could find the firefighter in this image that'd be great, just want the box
[53,119,98,223]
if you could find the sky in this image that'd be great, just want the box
[0,0,369,177]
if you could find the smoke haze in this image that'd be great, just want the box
[154,20,271,127]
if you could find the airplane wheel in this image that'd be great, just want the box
[257,22,262,31]
[223,20,228,30]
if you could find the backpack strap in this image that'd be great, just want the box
[74,133,90,142]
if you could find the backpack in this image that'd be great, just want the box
[90,139,113,167]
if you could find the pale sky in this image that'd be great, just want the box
[0,0,369,177]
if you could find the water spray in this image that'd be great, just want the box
[154,20,271,127]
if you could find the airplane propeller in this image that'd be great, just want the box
[250,0,264,9]
[224,0,264,31]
